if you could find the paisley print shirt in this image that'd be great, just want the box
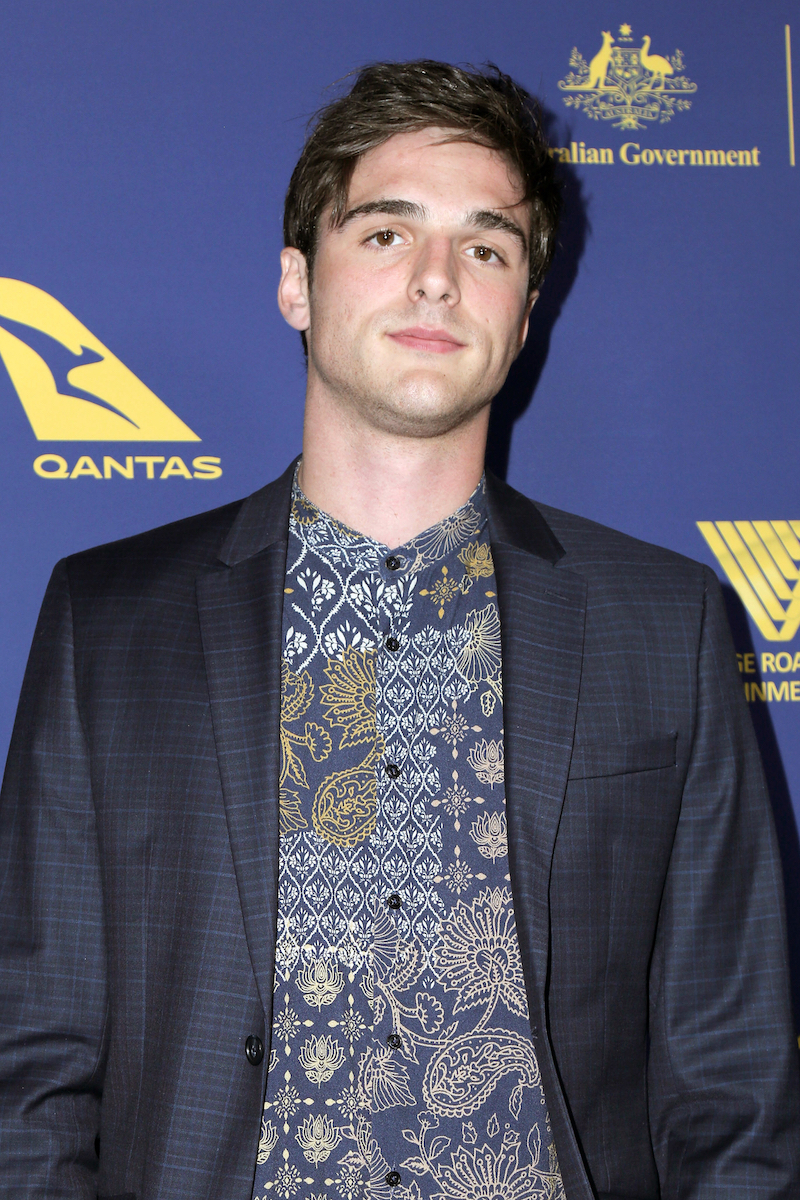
[251,475,564,1200]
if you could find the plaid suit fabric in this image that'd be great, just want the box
[496,492,800,1199]
[0,462,797,1199]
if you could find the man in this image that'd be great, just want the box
[0,60,798,1200]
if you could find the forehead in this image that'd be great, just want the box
[346,127,526,213]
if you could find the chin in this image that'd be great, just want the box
[363,389,489,440]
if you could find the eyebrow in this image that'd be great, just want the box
[339,199,427,225]
[465,209,528,255]
[339,198,528,254]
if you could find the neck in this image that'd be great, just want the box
[299,392,489,547]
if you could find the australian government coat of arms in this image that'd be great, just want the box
[558,25,697,130]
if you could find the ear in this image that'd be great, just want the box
[278,247,311,331]
[516,290,539,355]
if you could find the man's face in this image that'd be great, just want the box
[281,128,537,440]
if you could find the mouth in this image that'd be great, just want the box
[386,326,466,354]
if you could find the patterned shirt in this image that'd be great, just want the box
[251,474,564,1200]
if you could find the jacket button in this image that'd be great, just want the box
[386,893,402,909]
[385,762,401,779]
[245,1034,264,1066]
[387,1033,402,1049]
[385,636,400,652]
[386,1171,401,1187]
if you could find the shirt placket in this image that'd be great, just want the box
[361,547,417,1194]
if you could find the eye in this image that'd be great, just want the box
[467,244,503,264]
[367,229,403,248]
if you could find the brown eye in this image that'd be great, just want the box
[373,230,398,246]
[473,246,495,261]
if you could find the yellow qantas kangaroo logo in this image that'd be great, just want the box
[0,278,199,441]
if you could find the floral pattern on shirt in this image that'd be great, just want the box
[252,475,564,1200]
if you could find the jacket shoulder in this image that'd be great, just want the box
[64,496,246,596]
[534,500,707,578]
[486,470,709,586]
[61,460,297,599]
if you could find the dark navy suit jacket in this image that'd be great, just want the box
[1,461,798,1199]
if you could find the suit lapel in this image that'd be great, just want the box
[488,474,591,1199]
[196,464,295,1015]
[486,474,587,991]
[492,541,586,990]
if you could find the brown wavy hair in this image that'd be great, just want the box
[283,60,561,298]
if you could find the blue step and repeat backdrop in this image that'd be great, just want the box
[1,1,799,1014]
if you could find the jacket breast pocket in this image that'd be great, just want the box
[567,732,677,780]
[552,731,682,1048]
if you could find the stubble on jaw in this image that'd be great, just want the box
[305,305,507,442]
[310,361,496,441]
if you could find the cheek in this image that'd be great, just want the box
[309,275,356,339]
[314,275,385,337]
[315,246,398,304]
[480,290,529,342]
[466,270,527,321]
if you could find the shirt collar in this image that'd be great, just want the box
[290,469,489,574]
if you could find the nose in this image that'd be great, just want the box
[407,237,460,307]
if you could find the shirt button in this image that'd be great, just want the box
[385,762,401,779]
[385,636,400,652]
[386,1171,401,1187]
[385,556,402,571]
[245,1035,264,1066]
[386,893,402,909]
[387,1033,402,1049]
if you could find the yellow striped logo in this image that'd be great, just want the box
[698,521,800,642]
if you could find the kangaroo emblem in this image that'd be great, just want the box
[558,26,696,129]
[586,31,614,89]
[639,36,674,89]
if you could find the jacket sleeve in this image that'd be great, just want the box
[0,559,107,1197]
[648,567,800,1198]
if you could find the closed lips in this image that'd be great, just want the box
[387,327,466,352]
